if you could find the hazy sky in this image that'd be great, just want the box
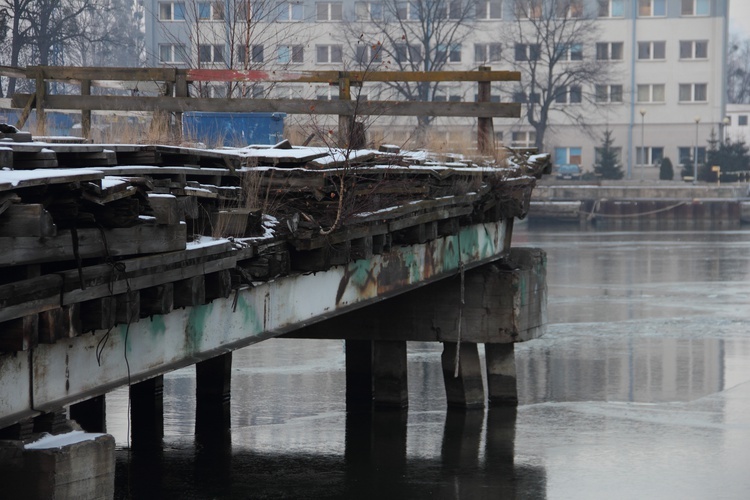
[730,2,750,37]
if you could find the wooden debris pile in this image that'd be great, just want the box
[0,136,549,352]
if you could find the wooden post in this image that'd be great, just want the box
[175,72,189,142]
[372,340,408,408]
[477,66,495,155]
[81,79,91,140]
[195,353,232,435]
[35,69,46,136]
[338,71,351,148]
[130,376,164,447]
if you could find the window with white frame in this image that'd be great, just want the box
[555,0,583,18]
[475,43,502,63]
[475,0,502,19]
[679,83,707,102]
[636,146,663,165]
[678,146,706,164]
[598,0,624,17]
[638,41,666,60]
[679,40,708,59]
[637,84,665,102]
[277,2,304,20]
[159,44,187,63]
[436,0,465,19]
[681,0,709,16]
[515,43,541,61]
[513,91,540,103]
[595,84,623,103]
[355,2,383,20]
[740,115,749,126]
[556,43,583,61]
[596,42,623,60]
[555,85,582,104]
[395,43,422,63]
[277,45,304,63]
[316,2,342,20]
[638,0,666,17]
[199,44,225,63]
[275,85,304,99]
[433,87,463,102]
[356,43,383,64]
[238,44,264,64]
[159,2,185,20]
[316,87,336,100]
[554,147,582,165]
[437,43,462,63]
[198,1,224,20]
[316,45,343,63]
[515,0,542,19]
[397,1,421,20]
[512,131,536,148]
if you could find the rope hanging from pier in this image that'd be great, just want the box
[453,232,465,378]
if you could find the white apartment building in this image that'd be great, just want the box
[145,0,729,178]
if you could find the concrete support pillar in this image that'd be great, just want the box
[441,342,485,408]
[441,409,484,468]
[195,353,232,435]
[344,409,408,487]
[70,395,106,433]
[485,343,518,406]
[130,375,164,447]
[372,340,408,409]
[484,407,519,496]
[346,339,373,410]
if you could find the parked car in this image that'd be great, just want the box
[556,164,582,180]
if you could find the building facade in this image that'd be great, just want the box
[144,0,729,178]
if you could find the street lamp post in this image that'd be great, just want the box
[693,116,701,185]
[722,116,730,143]
[640,109,646,181]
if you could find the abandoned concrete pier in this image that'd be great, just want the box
[0,138,547,498]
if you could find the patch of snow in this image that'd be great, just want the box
[25,431,106,450]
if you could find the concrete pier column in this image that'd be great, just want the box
[441,408,485,468]
[485,343,518,406]
[441,342,485,408]
[195,353,232,435]
[372,340,408,409]
[346,339,373,409]
[130,375,164,447]
[70,395,107,433]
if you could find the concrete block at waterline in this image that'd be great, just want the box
[0,431,115,500]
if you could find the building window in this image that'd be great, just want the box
[596,42,623,61]
[355,2,383,20]
[513,91,541,104]
[739,115,749,126]
[638,41,666,60]
[515,1,543,19]
[316,2,342,20]
[679,40,708,59]
[159,44,187,63]
[555,85,582,104]
[554,147,582,165]
[436,0,465,19]
[515,43,541,61]
[598,0,624,17]
[679,83,707,102]
[437,43,462,63]
[238,44,264,64]
[639,0,666,17]
[476,0,502,19]
[316,45,343,63]
[475,43,502,63]
[434,88,463,102]
[637,84,665,103]
[512,131,536,148]
[356,43,383,64]
[395,43,423,63]
[159,2,185,20]
[555,0,583,18]
[681,0,709,16]
[198,1,224,20]
[636,146,664,165]
[199,44,225,63]
[397,1,422,20]
[595,84,623,103]
[556,43,583,61]
[678,147,706,164]
[277,2,304,21]
[278,45,304,63]
[275,85,303,99]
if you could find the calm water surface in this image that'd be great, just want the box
[111,224,750,499]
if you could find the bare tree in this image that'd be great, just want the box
[502,0,611,151]
[728,33,750,104]
[344,0,475,143]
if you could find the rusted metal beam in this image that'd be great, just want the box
[11,93,521,118]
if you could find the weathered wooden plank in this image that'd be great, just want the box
[174,276,206,308]
[115,290,140,325]
[0,314,38,351]
[147,194,182,225]
[12,94,521,118]
[26,65,177,83]
[0,204,57,237]
[80,297,116,333]
[140,284,174,317]
[0,274,63,323]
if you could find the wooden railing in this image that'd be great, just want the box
[4,65,521,152]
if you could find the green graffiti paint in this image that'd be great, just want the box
[185,303,211,353]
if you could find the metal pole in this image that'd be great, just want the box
[640,109,646,181]
[693,117,700,185]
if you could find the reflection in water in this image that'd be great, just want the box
[111,227,750,499]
